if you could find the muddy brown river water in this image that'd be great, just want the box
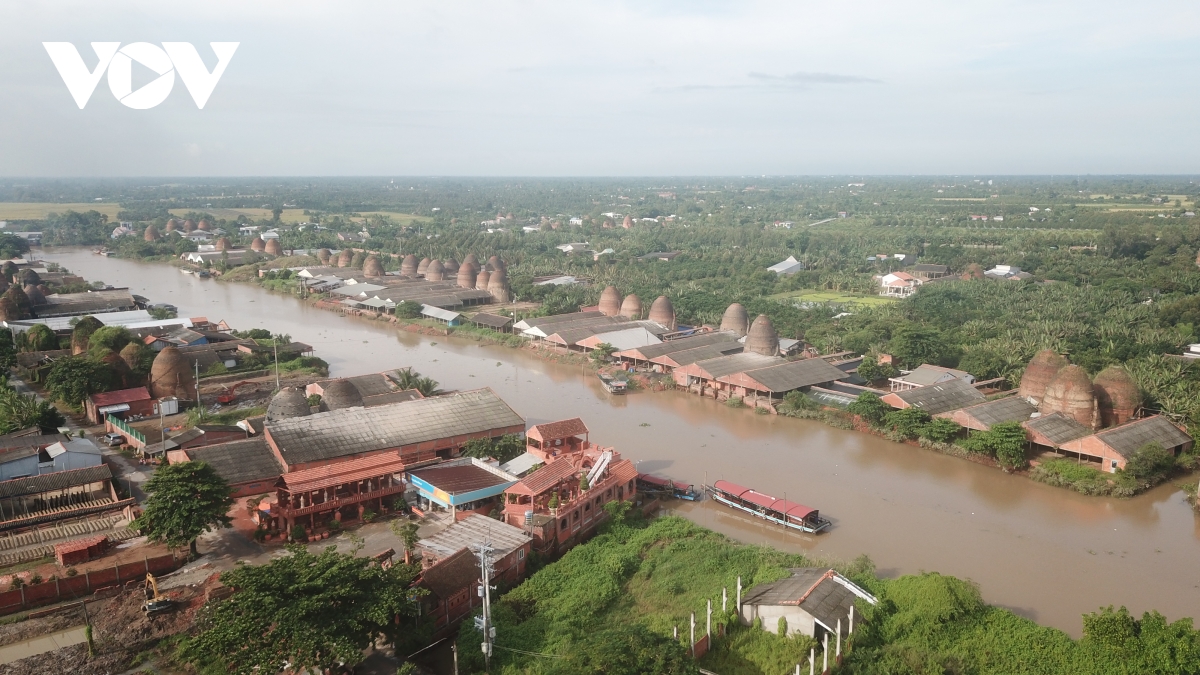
[40,248,1200,636]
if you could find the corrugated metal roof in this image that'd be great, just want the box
[183,437,282,486]
[279,454,410,493]
[893,364,971,387]
[417,514,531,559]
[266,388,525,466]
[469,313,513,329]
[0,464,112,499]
[735,358,847,393]
[1024,413,1091,446]
[511,457,582,495]
[656,343,744,366]
[959,396,1037,427]
[418,547,479,600]
[892,379,984,415]
[409,462,511,494]
[626,331,740,360]
[513,311,605,331]
[1095,415,1193,458]
[692,352,781,379]
[420,305,461,322]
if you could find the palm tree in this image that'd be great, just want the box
[413,377,442,397]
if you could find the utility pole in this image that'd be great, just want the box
[194,360,202,422]
[474,543,496,672]
[273,339,280,390]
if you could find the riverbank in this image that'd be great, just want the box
[38,247,1200,637]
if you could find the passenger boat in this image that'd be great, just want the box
[637,473,700,501]
[706,480,830,533]
[180,268,194,275]
[597,372,628,394]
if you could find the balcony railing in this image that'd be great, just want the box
[279,483,406,518]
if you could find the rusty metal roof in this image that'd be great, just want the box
[1095,415,1192,458]
[623,331,739,360]
[184,437,282,486]
[88,387,151,407]
[267,388,525,466]
[891,378,985,415]
[418,546,479,600]
[0,464,112,499]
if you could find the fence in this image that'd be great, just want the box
[0,552,184,616]
[105,415,146,448]
[688,576,857,675]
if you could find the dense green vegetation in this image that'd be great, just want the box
[452,507,1200,675]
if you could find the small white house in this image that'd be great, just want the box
[767,255,805,275]
[740,568,876,639]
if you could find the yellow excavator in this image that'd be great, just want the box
[142,573,176,615]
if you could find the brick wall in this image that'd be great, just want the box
[0,552,184,616]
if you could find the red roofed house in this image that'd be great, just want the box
[54,535,109,566]
[85,387,155,425]
[878,271,922,297]
[503,418,637,555]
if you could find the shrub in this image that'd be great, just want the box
[921,417,962,443]
[777,616,788,636]
[65,567,77,577]
[328,518,342,532]
[362,508,377,523]
[960,422,1028,469]
[883,407,931,439]
[1123,442,1175,482]
[290,524,307,542]
[848,392,889,426]
[725,396,746,408]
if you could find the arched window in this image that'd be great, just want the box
[584,502,591,513]
[573,510,580,522]
[560,518,568,529]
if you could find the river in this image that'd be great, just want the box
[39,248,1200,636]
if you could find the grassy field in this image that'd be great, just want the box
[354,210,432,223]
[0,202,123,220]
[769,289,896,307]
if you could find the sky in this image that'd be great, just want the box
[1,0,1197,177]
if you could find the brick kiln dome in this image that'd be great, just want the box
[720,303,750,337]
[144,224,161,241]
[425,259,445,282]
[267,386,311,422]
[745,314,779,356]
[120,342,144,372]
[335,249,352,267]
[648,295,676,331]
[22,284,45,306]
[457,263,477,289]
[265,239,283,256]
[417,257,431,275]
[443,258,460,274]
[619,294,642,319]
[317,248,332,264]
[488,269,510,303]
[622,215,633,229]
[363,255,384,278]
[149,346,195,399]
[183,219,196,232]
[165,219,178,232]
[463,253,479,268]
[0,297,19,322]
[1093,366,1141,428]
[400,254,419,276]
[488,256,506,273]
[320,378,364,411]
[197,219,211,231]
[1039,364,1097,428]
[598,286,622,316]
[475,269,491,291]
[1018,349,1069,404]
[250,236,266,252]
[215,237,232,251]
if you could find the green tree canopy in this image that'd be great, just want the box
[0,385,65,434]
[883,407,932,439]
[961,421,1028,470]
[44,355,115,406]
[848,392,890,426]
[86,325,133,357]
[132,461,233,556]
[0,234,29,260]
[182,545,422,674]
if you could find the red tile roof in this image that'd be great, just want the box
[89,387,152,407]
[279,454,411,494]
[509,456,582,496]
[527,418,588,443]
[54,535,107,555]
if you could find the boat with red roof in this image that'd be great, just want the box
[706,480,830,533]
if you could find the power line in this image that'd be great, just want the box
[491,644,563,659]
